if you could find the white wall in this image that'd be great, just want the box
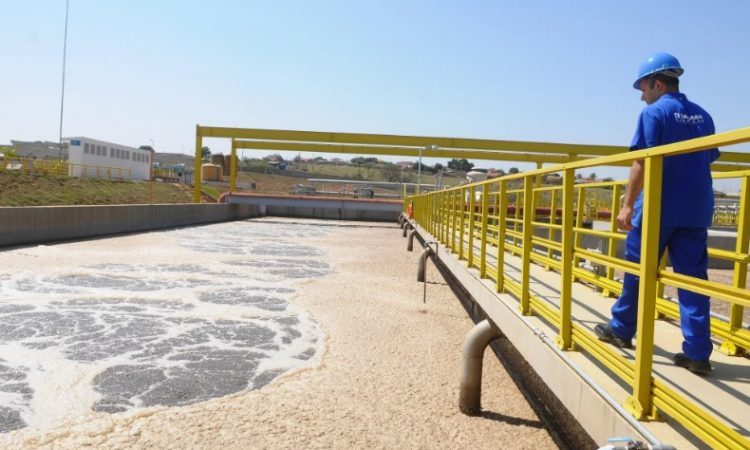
[65,137,152,181]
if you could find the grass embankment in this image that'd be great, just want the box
[0,173,196,206]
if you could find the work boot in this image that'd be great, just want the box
[594,324,632,349]
[673,353,712,376]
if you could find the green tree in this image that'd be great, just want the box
[447,158,474,172]
[384,163,401,182]
[201,146,211,161]
[509,167,519,174]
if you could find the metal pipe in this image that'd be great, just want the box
[407,229,417,252]
[459,319,502,415]
[417,245,434,282]
[402,221,411,237]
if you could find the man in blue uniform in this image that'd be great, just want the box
[595,52,719,376]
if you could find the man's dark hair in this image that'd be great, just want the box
[648,73,679,90]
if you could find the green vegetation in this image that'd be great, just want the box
[0,172,195,206]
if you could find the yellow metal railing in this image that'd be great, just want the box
[0,156,131,180]
[408,126,750,450]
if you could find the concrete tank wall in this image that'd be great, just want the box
[0,203,259,248]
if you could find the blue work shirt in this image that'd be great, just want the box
[630,92,720,228]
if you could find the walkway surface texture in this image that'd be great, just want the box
[0,218,558,450]
[433,222,750,450]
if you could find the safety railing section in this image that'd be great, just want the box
[531,179,742,229]
[0,156,131,180]
[408,126,750,450]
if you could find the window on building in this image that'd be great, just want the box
[84,143,89,154]
[110,148,114,158]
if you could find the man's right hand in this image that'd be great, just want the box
[617,205,634,231]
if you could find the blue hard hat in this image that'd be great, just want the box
[633,52,684,89]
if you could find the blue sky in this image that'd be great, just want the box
[2,1,749,188]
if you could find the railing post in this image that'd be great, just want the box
[459,187,467,261]
[572,185,585,279]
[546,186,558,270]
[468,185,476,267]
[440,191,450,248]
[496,181,507,292]
[556,168,575,350]
[520,177,534,315]
[479,183,490,278]
[513,191,521,249]
[431,193,437,236]
[603,183,623,297]
[655,253,668,320]
[625,155,663,421]
[722,175,750,356]
[451,190,458,253]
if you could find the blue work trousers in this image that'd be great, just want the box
[609,226,713,361]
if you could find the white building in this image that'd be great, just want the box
[64,137,153,181]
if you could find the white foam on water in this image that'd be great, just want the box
[0,219,331,433]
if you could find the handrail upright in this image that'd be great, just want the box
[459,187,467,261]
[724,174,750,356]
[468,186,476,267]
[557,168,576,350]
[479,182,490,278]
[603,183,623,297]
[496,181,508,292]
[520,177,534,315]
[626,155,664,421]
[546,187,558,270]
[573,185,585,279]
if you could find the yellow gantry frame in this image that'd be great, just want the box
[192,125,750,203]
[407,126,750,450]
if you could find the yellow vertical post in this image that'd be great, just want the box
[722,175,750,356]
[479,183,490,278]
[513,190,521,249]
[451,190,458,253]
[546,187,558,270]
[625,156,663,421]
[534,161,543,252]
[496,181,508,292]
[520,177,534,315]
[603,183,623,297]
[193,125,203,203]
[431,193,437,235]
[556,168,576,350]
[230,139,237,192]
[468,185,477,267]
[655,253,668,320]
[535,162,543,188]
[572,185,585,277]
[459,188,466,260]
[442,191,448,245]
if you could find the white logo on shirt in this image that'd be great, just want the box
[673,112,704,124]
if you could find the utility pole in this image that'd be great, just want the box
[57,0,70,161]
